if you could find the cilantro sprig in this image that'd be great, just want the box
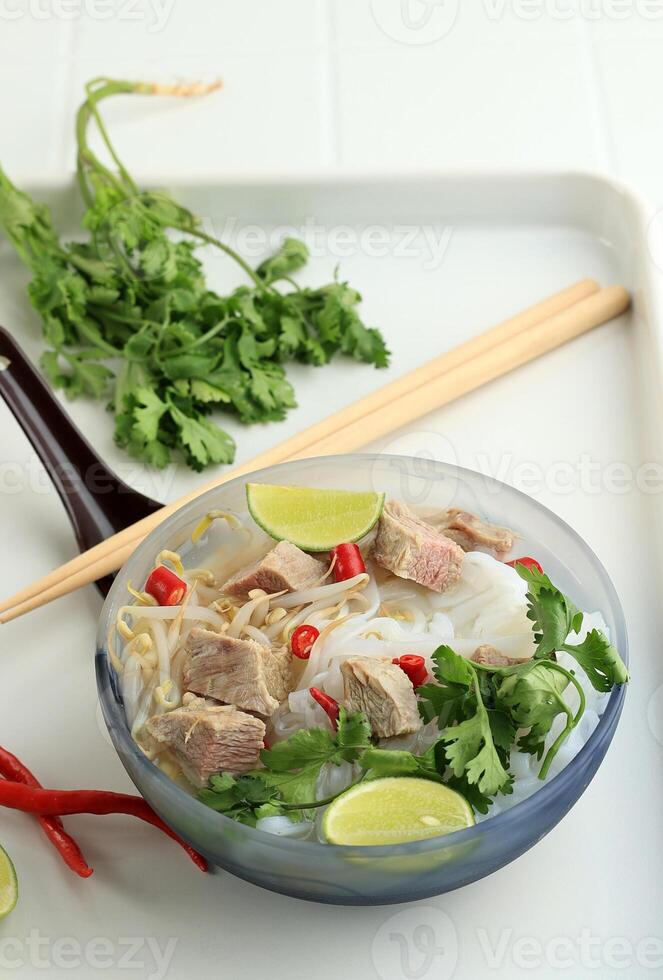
[0,78,389,471]
[515,564,629,691]
[417,568,628,806]
[197,708,371,825]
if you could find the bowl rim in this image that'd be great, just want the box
[96,452,629,859]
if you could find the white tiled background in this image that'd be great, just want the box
[1,0,662,207]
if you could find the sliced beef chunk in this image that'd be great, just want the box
[183,628,291,716]
[373,499,464,593]
[145,697,265,787]
[434,508,514,559]
[221,540,323,596]
[341,656,422,738]
[471,644,529,667]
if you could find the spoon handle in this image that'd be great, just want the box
[0,327,161,594]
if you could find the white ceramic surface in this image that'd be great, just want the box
[0,172,661,976]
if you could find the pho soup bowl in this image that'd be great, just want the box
[96,454,627,905]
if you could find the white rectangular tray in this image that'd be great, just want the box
[0,172,661,980]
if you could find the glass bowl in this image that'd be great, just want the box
[96,453,628,905]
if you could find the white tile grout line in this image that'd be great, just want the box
[46,19,78,174]
[316,0,341,167]
[576,18,618,178]
[52,18,81,174]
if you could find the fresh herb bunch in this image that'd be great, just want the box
[199,568,628,824]
[0,78,389,471]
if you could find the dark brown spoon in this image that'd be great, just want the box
[0,327,163,596]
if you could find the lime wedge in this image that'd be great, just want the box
[0,844,18,919]
[246,484,385,552]
[322,778,474,846]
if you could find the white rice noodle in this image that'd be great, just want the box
[255,816,315,839]
[317,760,356,799]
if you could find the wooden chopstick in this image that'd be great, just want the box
[0,277,599,617]
[0,280,629,624]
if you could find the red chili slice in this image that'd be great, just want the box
[392,655,428,688]
[291,624,320,660]
[506,556,543,574]
[331,543,366,582]
[145,565,187,606]
[309,688,340,731]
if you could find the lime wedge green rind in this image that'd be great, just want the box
[0,845,18,919]
[246,484,385,552]
[322,777,474,846]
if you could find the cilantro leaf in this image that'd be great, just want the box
[444,772,495,815]
[417,645,475,727]
[440,671,511,797]
[495,661,571,760]
[562,628,629,692]
[256,237,309,284]
[132,387,168,442]
[167,402,235,471]
[41,349,114,399]
[515,564,629,691]
[515,564,583,654]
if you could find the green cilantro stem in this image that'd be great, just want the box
[537,662,586,780]
[74,318,120,357]
[277,771,367,812]
[185,227,264,288]
[472,655,587,779]
[75,78,263,287]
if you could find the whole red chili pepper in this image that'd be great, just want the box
[392,655,428,688]
[331,543,366,582]
[0,747,92,878]
[506,556,543,575]
[309,687,340,731]
[145,565,187,606]
[0,782,207,872]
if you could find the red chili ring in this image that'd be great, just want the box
[291,624,320,660]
